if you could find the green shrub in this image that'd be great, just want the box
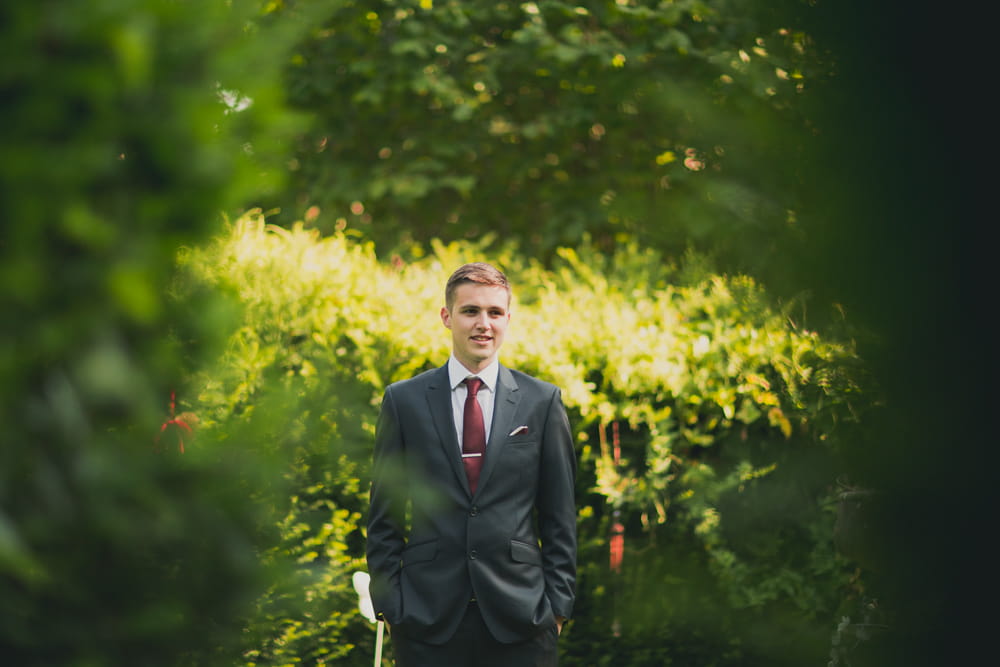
[180,211,872,665]
[0,1,299,664]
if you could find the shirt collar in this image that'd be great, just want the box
[448,355,499,392]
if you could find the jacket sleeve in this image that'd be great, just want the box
[537,387,577,620]
[365,385,408,623]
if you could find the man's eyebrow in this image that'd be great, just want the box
[458,304,506,312]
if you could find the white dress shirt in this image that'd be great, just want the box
[447,355,499,450]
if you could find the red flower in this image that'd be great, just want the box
[156,391,197,453]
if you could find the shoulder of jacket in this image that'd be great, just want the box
[505,367,559,394]
[386,365,445,393]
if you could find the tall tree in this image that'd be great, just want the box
[270,0,823,272]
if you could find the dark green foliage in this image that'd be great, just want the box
[269,0,824,273]
[0,1,300,664]
[771,3,993,664]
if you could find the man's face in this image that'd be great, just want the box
[440,283,511,373]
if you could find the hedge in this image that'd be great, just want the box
[178,211,873,665]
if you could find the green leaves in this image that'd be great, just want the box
[181,210,873,664]
[268,0,824,267]
[1,2,303,663]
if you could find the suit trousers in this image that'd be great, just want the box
[391,601,559,667]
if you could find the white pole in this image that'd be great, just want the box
[374,619,385,667]
[353,571,384,666]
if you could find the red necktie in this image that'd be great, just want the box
[462,377,486,493]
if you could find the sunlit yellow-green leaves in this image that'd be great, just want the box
[179,211,870,664]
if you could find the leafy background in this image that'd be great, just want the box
[1,1,988,666]
[175,213,868,665]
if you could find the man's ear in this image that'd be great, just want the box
[440,306,452,329]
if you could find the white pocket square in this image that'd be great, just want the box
[508,425,529,437]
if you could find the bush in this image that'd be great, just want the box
[179,211,873,665]
[0,1,299,664]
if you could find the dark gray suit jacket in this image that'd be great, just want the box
[366,364,577,644]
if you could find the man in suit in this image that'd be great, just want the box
[366,262,577,666]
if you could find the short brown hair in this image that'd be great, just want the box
[445,262,511,310]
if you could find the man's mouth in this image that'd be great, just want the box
[471,335,492,343]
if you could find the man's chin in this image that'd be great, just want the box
[460,351,494,370]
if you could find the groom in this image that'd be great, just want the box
[366,262,577,666]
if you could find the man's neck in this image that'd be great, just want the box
[448,355,499,388]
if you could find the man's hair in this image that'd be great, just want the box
[445,262,511,310]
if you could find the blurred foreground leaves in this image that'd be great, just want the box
[0,1,301,663]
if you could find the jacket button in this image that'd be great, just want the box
[470,506,479,516]
[469,549,478,560]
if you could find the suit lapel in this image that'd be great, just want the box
[476,365,520,495]
[425,366,470,495]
